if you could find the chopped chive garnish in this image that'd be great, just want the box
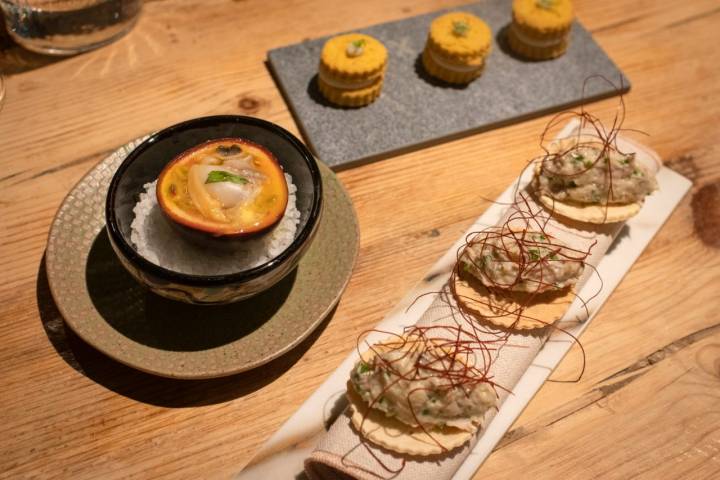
[452,20,470,36]
[358,362,372,373]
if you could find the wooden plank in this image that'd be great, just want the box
[0,0,719,478]
[480,327,720,479]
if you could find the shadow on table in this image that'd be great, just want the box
[37,251,336,408]
[0,22,66,75]
[85,230,296,351]
[605,223,630,255]
[306,74,341,109]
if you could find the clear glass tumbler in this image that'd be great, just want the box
[0,0,142,55]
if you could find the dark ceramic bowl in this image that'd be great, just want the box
[105,115,323,305]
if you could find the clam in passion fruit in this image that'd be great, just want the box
[157,139,289,238]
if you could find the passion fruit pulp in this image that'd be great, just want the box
[157,138,288,238]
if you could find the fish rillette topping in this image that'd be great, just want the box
[536,142,658,205]
[350,346,496,431]
[460,231,584,293]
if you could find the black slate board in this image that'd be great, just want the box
[268,0,629,169]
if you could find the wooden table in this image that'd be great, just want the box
[2,0,719,478]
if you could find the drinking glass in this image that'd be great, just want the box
[0,0,142,55]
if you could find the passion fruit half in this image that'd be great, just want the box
[157,138,288,238]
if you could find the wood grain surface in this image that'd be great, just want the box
[1,0,719,479]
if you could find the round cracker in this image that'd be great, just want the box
[532,141,644,224]
[537,193,642,224]
[346,383,472,456]
[452,273,575,330]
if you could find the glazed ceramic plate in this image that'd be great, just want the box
[46,136,359,379]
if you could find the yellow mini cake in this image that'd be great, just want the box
[508,0,574,60]
[318,33,387,107]
[422,12,492,84]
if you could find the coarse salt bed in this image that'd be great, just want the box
[129,173,301,275]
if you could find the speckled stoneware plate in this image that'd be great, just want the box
[46,136,359,379]
[268,0,630,168]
